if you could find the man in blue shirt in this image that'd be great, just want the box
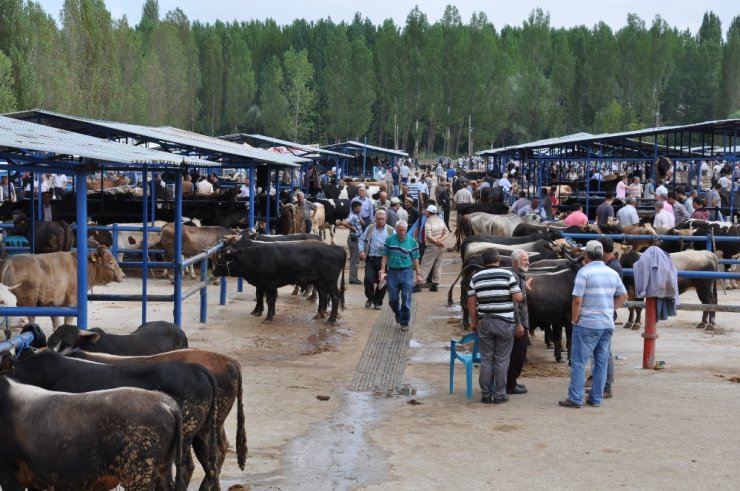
[359,210,395,310]
[351,185,374,230]
[560,240,627,408]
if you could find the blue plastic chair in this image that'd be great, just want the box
[450,332,481,400]
[3,235,29,255]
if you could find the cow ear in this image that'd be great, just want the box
[78,330,101,344]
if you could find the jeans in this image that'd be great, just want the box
[568,326,613,405]
[363,256,387,306]
[304,219,312,234]
[387,268,413,325]
[478,317,515,399]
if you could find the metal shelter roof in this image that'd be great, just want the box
[478,120,740,159]
[221,133,353,159]
[322,140,409,159]
[5,109,307,168]
[0,115,217,168]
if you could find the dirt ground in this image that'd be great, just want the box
[37,220,740,490]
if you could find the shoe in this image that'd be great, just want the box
[506,386,528,395]
[373,304,382,310]
[586,398,601,407]
[493,395,509,404]
[558,399,582,408]
[393,312,400,324]
[585,376,593,388]
[480,396,492,404]
[400,324,408,331]
[412,285,421,293]
[350,280,362,285]
[429,283,439,292]
[365,299,372,308]
[516,383,526,390]
[604,390,613,399]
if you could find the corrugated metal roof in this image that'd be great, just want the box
[478,132,594,156]
[323,140,409,158]
[0,115,217,167]
[4,109,307,167]
[222,133,354,159]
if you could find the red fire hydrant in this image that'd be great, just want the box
[642,297,658,369]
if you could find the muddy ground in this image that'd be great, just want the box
[33,223,740,490]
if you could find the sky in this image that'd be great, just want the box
[38,0,738,35]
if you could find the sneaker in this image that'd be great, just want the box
[349,280,362,285]
[558,399,582,408]
[412,285,421,293]
[400,324,408,331]
[506,386,528,395]
[429,283,439,292]
[604,390,613,399]
[394,312,400,324]
[480,396,492,404]
[586,398,601,407]
[373,304,382,310]
[493,395,509,404]
[365,299,372,308]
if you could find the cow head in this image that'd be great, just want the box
[11,215,29,236]
[213,245,240,277]
[0,351,15,376]
[89,246,126,284]
[46,324,103,354]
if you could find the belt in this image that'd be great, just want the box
[369,255,383,259]
[388,266,411,271]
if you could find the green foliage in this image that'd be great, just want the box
[2,4,737,152]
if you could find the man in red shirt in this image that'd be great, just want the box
[564,202,589,226]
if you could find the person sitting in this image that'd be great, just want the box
[517,196,547,219]
[564,202,589,226]
[509,191,529,214]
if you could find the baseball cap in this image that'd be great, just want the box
[584,240,603,254]
[404,196,414,203]
[426,204,437,213]
[390,197,401,204]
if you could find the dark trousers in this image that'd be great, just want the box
[507,331,529,391]
[363,256,387,306]
[304,219,312,233]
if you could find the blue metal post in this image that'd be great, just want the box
[111,223,119,259]
[248,166,255,229]
[237,276,243,293]
[174,170,183,326]
[150,172,157,224]
[36,172,43,221]
[265,166,271,235]
[200,256,208,323]
[29,173,35,252]
[363,136,368,178]
[220,275,227,305]
[75,172,88,329]
[141,166,149,325]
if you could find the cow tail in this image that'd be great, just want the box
[340,250,346,310]
[447,269,465,306]
[206,372,219,488]
[62,221,74,251]
[235,363,248,470]
[712,253,719,303]
[173,402,186,491]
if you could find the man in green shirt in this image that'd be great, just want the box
[379,220,422,331]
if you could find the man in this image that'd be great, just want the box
[436,162,445,183]
[52,173,67,199]
[564,202,589,226]
[467,249,524,404]
[653,200,675,228]
[597,237,622,398]
[374,191,390,212]
[616,196,639,227]
[237,178,250,199]
[0,175,16,202]
[386,197,401,227]
[182,174,194,195]
[196,175,214,195]
[507,250,530,396]
[400,160,410,184]
[596,193,615,227]
[359,210,395,310]
[691,198,710,220]
[517,196,546,219]
[339,201,364,285]
[407,177,422,209]
[295,191,317,233]
[718,172,731,191]
[559,240,627,408]
[677,189,694,214]
[403,196,420,227]
[705,183,722,220]
[643,178,655,199]
[446,165,456,182]
[655,180,668,198]
[41,191,53,222]
[615,176,628,199]
[351,185,374,230]
[509,191,529,214]
[629,176,643,198]
[497,175,512,194]
[666,191,690,227]
[453,181,473,208]
[415,205,449,293]
[436,182,452,229]
[209,174,221,192]
[379,220,423,331]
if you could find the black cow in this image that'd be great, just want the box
[11,214,74,253]
[479,186,505,203]
[677,219,740,288]
[0,353,185,491]
[214,239,346,323]
[311,198,351,241]
[46,321,188,356]
[12,349,219,491]
[512,222,567,237]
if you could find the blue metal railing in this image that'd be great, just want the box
[0,331,35,355]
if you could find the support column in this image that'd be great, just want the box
[75,172,88,329]
[174,169,183,326]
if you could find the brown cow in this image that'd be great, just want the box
[276,203,326,238]
[160,223,228,283]
[70,348,247,476]
[0,246,125,329]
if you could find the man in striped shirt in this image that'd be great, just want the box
[467,249,524,404]
[559,240,627,409]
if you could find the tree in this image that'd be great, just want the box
[223,27,256,133]
[282,48,316,141]
[719,16,740,117]
[0,50,17,112]
[258,56,289,137]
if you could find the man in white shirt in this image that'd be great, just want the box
[616,197,639,227]
[653,201,675,228]
[237,180,250,199]
[615,176,628,199]
[400,161,410,184]
[53,173,68,199]
[655,180,668,198]
[628,177,643,198]
[497,176,512,193]
[718,173,731,191]
[196,176,214,195]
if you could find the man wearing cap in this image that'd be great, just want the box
[386,197,401,227]
[415,204,449,293]
[467,248,524,404]
[560,240,627,408]
[402,196,419,227]
[379,220,422,331]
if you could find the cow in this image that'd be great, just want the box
[214,239,346,323]
[0,355,185,491]
[458,213,540,249]
[89,220,169,262]
[69,348,247,480]
[11,214,74,253]
[459,236,565,263]
[46,320,188,355]
[0,283,28,339]
[160,222,228,283]
[512,221,567,237]
[620,249,719,331]
[677,219,740,289]
[459,233,562,260]
[11,348,220,491]
[276,202,327,238]
[0,246,126,329]
[312,198,351,244]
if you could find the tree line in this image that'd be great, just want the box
[1,0,739,156]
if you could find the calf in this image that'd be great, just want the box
[12,349,219,491]
[0,353,185,491]
[71,349,247,475]
[46,320,188,355]
[160,223,228,282]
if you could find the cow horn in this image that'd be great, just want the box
[6,283,23,291]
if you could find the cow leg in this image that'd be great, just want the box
[0,477,22,491]
[564,323,573,366]
[292,284,300,296]
[544,325,553,349]
[182,441,197,491]
[327,285,340,323]
[193,433,220,491]
[307,285,318,301]
[51,316,63,330]
[552,324,564,363]
[624,307,635,330]
[263,288,278,323]
[632,302,643,331]
[251,287,264,316]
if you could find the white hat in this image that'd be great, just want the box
[390,197,401,205]
[584,240,603,254]
[426,204,437,213]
